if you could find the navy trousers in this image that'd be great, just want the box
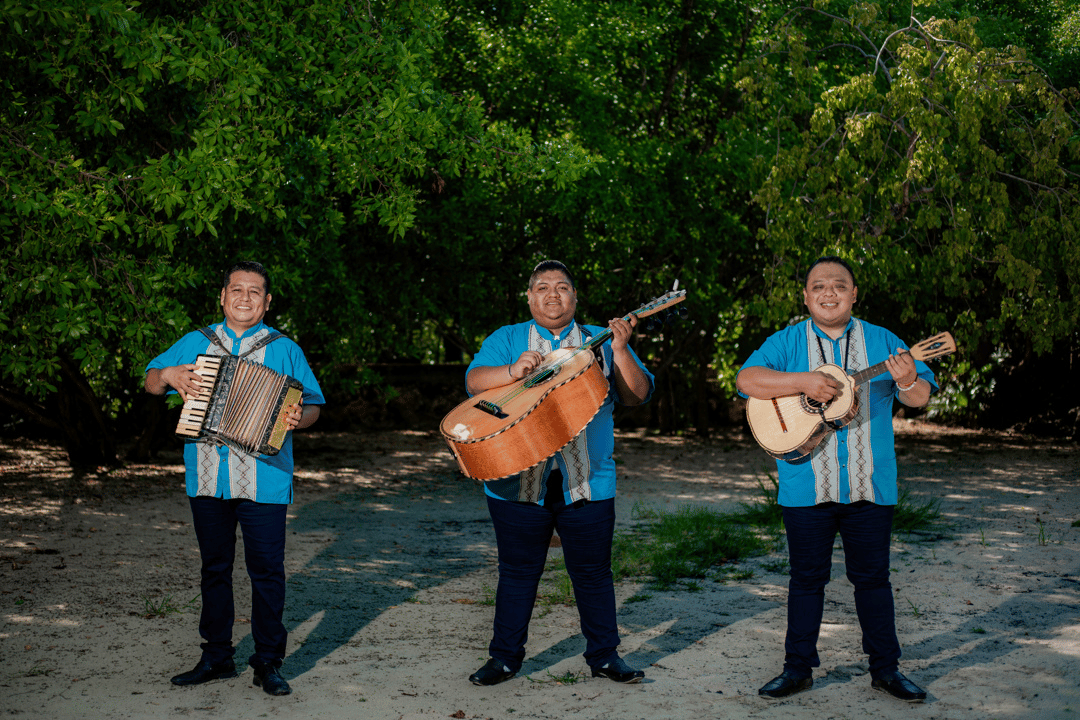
[781,501,901,679]
[188,496,288,668]
[486,475,620,672]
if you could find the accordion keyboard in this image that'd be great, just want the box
[175,356,223,437]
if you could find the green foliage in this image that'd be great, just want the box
[893,485,946,535]
[742,1,1080,429]
[0,0,592,462]
[612,505,771,588]
[429,0,780,432]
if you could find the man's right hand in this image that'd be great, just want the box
[509,351,545,380]
[800,370,843,404]
[146,365,203,401]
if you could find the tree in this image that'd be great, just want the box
[0,0,592,465]
[425,0,782,434]
[741,1,1080,432]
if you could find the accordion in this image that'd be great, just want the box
[175,354,304,456]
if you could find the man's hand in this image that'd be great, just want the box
[608,315,637,352]
[509,350,545,380]
[145,365,205,402]
[800,370,843,404]
[885,348,918,388]
[284,399,304,430]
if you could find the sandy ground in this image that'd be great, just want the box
[1,422,1078,720]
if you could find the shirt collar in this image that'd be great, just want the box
[810,317,855,342]
[531,319,577,348]
[218,319,268,343]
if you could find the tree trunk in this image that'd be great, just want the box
[56,354,119,467]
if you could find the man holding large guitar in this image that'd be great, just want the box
[737,256,938,703]
[464,260,654,687]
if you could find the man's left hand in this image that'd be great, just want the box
[284,400,304,430]
[608,315,637,352]
[885,348,918,388]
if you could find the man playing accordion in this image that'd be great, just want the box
[144,261,324,696]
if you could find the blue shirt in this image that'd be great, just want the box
[467,319,654,504]
[739,318,938,507]
[146,320,325,504]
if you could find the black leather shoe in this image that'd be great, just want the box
[170,658,238,686]
[591,656,644,683]
[469,658,516,686]
[872,669,926,702]
[758,669,812,698]
[252,663,292,696]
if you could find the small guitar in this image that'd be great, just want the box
[441,289,687,480]
[745,331,956,461]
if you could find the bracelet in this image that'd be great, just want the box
[508,365,515,380]
[896,377,918,392]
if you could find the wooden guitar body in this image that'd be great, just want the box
[440,348,610,480]
[745,331,956,462]
[745,364,858,461]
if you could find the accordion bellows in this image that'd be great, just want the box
[175,354,304,456]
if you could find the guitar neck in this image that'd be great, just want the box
[567,289,686,355]
[847,332,956,385]
[849,359,893,386]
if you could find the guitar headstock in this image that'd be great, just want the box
[909,332,957,362]
[630,290,687,320]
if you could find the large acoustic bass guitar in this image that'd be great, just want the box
[746,331,956,461]
[441,290,686,480]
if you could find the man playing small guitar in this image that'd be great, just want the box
[464,260,654,687]
[736,256,937,703]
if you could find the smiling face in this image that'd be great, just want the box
[220,270,272,334]
[527,269,577,334]
[803,261,857,337]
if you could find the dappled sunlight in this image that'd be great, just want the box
[1,427,1077,718]
[1047,624,1080,657]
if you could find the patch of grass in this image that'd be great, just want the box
[1071,519,1080,528]
[479,584,496,606]
[143,593,199,618]
[971,627,986,634]
[761,558,790,574]
[625,593,652,603]
[532,670,584,685]
[613,505,772,588]
[714,566,755,582]
[733,475,784,529]
[892,486,945,535]
[905,597,921,617]
[537,570,575,608]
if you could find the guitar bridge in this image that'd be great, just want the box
[475,400,508,419]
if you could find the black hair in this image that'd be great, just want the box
[529,259,575,289]
[223,261,271,294]
[805,256,856,287]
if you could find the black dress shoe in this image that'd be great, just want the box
[469,658,516,686]
[872,669,926,702]
[170,658,238,686]
[252,663,292,696]
[591,656,644,684]
[758,669,812,698]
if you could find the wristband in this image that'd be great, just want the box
[508,365,514,380]
[896,377,918,392]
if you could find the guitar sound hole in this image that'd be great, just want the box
[524,365,558,389]
[803,396,831,412]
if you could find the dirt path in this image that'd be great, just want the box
[1,423,1077,719]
